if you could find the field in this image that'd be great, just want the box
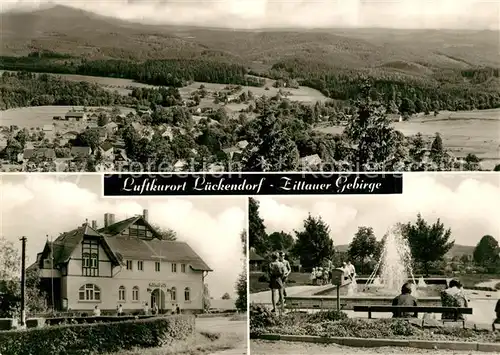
[317,109,500,170]
[48,72,328,103]
[0,105,134,128]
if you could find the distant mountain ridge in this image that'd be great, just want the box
[1,5,498,70]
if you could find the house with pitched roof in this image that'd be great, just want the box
[34,210,212,313]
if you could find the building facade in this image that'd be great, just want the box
[34,210,212,313]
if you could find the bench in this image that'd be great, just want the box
[353,305,473,321]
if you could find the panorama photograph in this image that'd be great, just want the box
[0,174,248,355]
[0,1,499,172]
[249,173,500,354]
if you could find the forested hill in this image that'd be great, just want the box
[1,6,499,113]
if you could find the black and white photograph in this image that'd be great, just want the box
[0,174,248,355]
[249,173,500,354]
[0,1,499,172]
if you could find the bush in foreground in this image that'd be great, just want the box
[250,310,500,343]
[0,315,195,355]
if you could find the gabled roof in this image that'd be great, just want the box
[43,216,212,272]
[100,141,114,152]
[44,224,120,266]
[249,249,265,261]
[97,215,211,271]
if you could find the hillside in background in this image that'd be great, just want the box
[1,5,499,72]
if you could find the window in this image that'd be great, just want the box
[82,239,99,276]
[155,262,161,272]
[128,224,153,239]
[126,260,133,270]
[181,264,186,273]
[118,286,126,301]
[132,286,139,301]
[137,261,143,271]
[170,287,176,301]
[171,263,177,273]
[90,253,98,268]
[78,284,101,301]
[184,287,190,301]
[82,253,90,267]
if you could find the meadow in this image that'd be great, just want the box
[317,109,500,170]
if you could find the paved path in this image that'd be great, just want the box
[475,279,500,288]
[196,317,247,355]
[250,285,330,304]
[251,340,491,355]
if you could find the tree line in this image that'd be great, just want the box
[0,54,265,88]
[268,58,500,113]
[249,198,499,276]
[0,71,132,110]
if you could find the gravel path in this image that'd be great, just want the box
[250,340,490,355]
[250,285,328,304]
[476,279,500,288]
[196,317,247,355]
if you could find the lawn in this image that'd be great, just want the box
[316,109,500,170]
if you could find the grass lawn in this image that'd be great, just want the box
[111,330,243,355]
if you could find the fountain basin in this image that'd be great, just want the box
[286,295,442,311]
[316,283,444,297]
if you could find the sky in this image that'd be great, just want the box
[1,0,499,30]
[256,173,500,247]
[0,174,246,299]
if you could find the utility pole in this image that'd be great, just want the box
[20,237,27,328]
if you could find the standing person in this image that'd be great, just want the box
[347,261,356,281]
[342,262,349,283]
[392,282,418,318]
[93,305,101,317]
[143,302,149,315]
[268,252,286,313]
[311,267,317,285]
[278,252,291,299]
[316,267,323,285]
[176,304,181,314]
[117,304,123,316]
[152,302,159,315]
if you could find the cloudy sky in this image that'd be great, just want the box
[0,174,246,298]
[1,0,499,29]
[256,173,500,247]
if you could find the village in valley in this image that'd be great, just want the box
[0,75,342,172]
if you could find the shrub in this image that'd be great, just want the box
[0,315,195,355]
[306,310,348,323]
[257,274,269,283]
[249,303,279,337]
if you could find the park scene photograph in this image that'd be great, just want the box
[0,174,248,355]
[249,173,500,354]
[0,1,499,172]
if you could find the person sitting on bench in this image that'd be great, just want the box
[392,282,418,318]
[441,279,468,320]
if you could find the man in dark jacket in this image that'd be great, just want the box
[392,282,418,318]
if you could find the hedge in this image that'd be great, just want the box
[0,315,195,355]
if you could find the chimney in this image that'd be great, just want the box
[143,209,149,222]
[104,213,110,227]
[109,214,115,225]
[91,220,97,229]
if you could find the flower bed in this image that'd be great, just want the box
[250,303,500,343]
